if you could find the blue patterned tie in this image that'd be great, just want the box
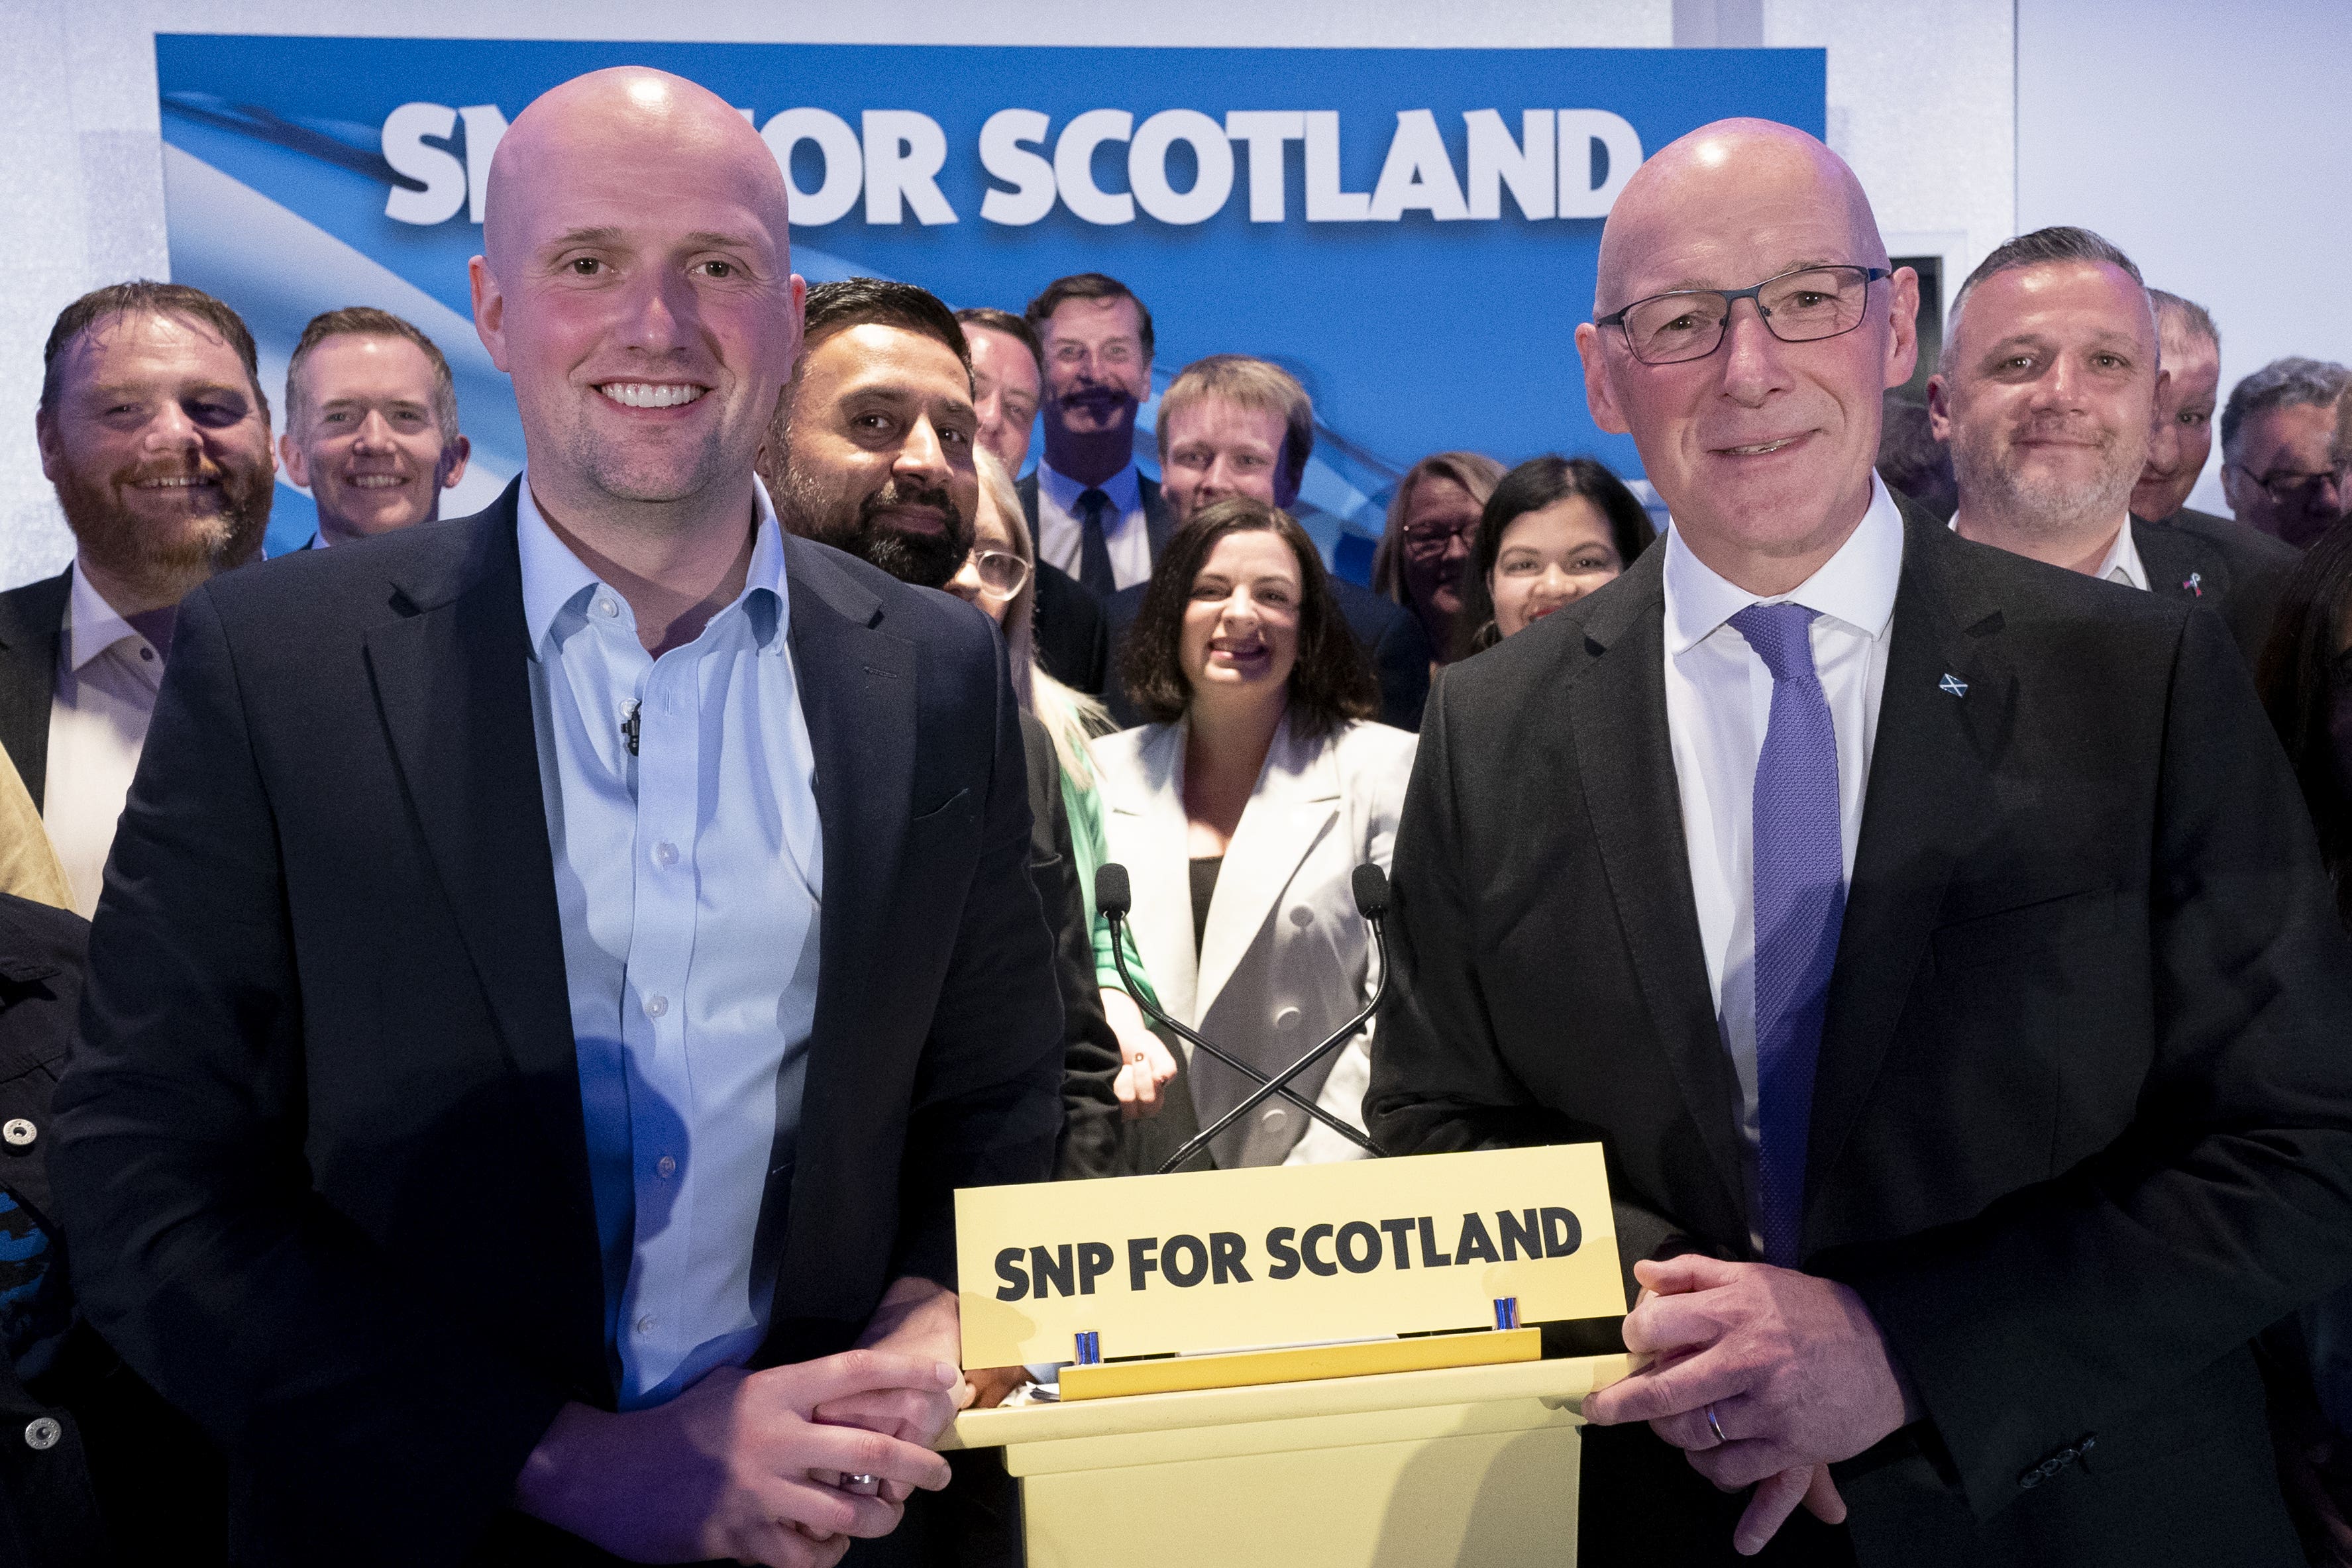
[1728,602,1846,1269]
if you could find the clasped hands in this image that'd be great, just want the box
[1579,1255,1921,1556]
[516,1277,979,1567]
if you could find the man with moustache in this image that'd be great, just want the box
[0,282,273,916]
[1931,229,2293,666]
[1096,354,1430,730]
[2222,356,2352,550]
[1370,119,2352,1565]
[51,69,1062,1567]
[1017,273,1173,598]
[2130,291,2222,527]
[955,305,1107,698]
[278,306,472,549]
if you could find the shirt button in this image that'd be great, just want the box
[645,995,668,1019]
[138,647,155,662]
[23,1417,59,1451]
[1289,905,1314,927]
[635,1314,658,1336]
[657,1155,677,1178]
[654,841,679,868]
[595,597,619,618]
[1,1118,34,1149]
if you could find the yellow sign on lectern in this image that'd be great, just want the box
[955,1143,1623,1370]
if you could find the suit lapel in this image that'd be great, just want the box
[1805,511,2011,1220]
[1109,724,1199,1023]
[361,489,602,1310]
[1141,475,1174,559]
[1566,551,1748,1217]
[1196,715,1340,1021]
[2131,515,2226,609]
[0,570,68,811]
[772,537,918,1321]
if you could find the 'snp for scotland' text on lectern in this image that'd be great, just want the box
[947,1144,1631,1567]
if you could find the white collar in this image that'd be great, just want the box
[1038,459,1141,515]
[1945,510,2144,591]
[64,559,151,672]
[515,474,790,656]
[1663,471,1905,658]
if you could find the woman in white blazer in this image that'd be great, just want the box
[1092,497,1417,1169]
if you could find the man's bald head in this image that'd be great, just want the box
[1595,119,1889,315]
[483,68,790,279]
[1574,117,1917,597]
[468,66,805,537]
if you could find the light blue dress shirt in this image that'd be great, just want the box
[517,477,824,1410]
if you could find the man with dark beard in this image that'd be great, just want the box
[1929,227,2292,666]
[763,279,979,588]
[3,282,273,915]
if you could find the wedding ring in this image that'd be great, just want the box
[839,1473,881,1495]
[1704,1406,1728,1446]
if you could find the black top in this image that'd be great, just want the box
[1189,856,1222,959]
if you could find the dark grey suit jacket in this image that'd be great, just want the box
[2133,505,2299,669]
[49,484,1065,1565]
[1370,497,2352,1566]
[0,571,67,813]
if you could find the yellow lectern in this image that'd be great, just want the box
[947,1146,1629,1567]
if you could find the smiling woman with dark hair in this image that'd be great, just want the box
[1092,497,1414,1170]
[1455,454,1656,653]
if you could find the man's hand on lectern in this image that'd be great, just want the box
[816,1277,976,1502]
[1580,1255,1921,1555]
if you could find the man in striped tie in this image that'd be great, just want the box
[1369,118,2352,1567]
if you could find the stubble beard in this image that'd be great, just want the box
[1953,417,2141,545]
[771,441,975,592]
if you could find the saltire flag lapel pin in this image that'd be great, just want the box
[1939,673,1969,698]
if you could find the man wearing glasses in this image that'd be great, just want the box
[2211,354,2342,552]
[2220,356,2352,550]
[1927,227,2294,667]
[1370,117,2352,1566]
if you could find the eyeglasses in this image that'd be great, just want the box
[970,549,1032,601]
[1399,517,1478,553]
[1595,264,1891,366]
[2231,461,2351,508]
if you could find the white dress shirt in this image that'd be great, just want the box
[1662,474,1905,1241]
[43,564,164,917]
[1036,460,1153,589]
[1948,511,2145,590]
[519,477,824,1410]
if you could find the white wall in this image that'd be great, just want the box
[2018,0,2352,517]
[0,0,2027,588]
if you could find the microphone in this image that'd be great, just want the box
[1093,863,1375,1157]
[1155,862,1393,1175]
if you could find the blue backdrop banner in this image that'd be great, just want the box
[154,35,1825,564]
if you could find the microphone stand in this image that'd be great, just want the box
[1104,908,1377,1157]
[1153,911,1391,1176]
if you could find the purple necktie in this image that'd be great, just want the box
[1728,601,1846,1270]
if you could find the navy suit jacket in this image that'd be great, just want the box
[48,483,1063,1564]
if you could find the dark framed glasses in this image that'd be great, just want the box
[1596,264,1891,366]
[2231,461,2351,509]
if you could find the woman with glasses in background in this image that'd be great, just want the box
[1454,456,1656,653]
[1370,452,1506,668]
[949,450,1181,1145]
